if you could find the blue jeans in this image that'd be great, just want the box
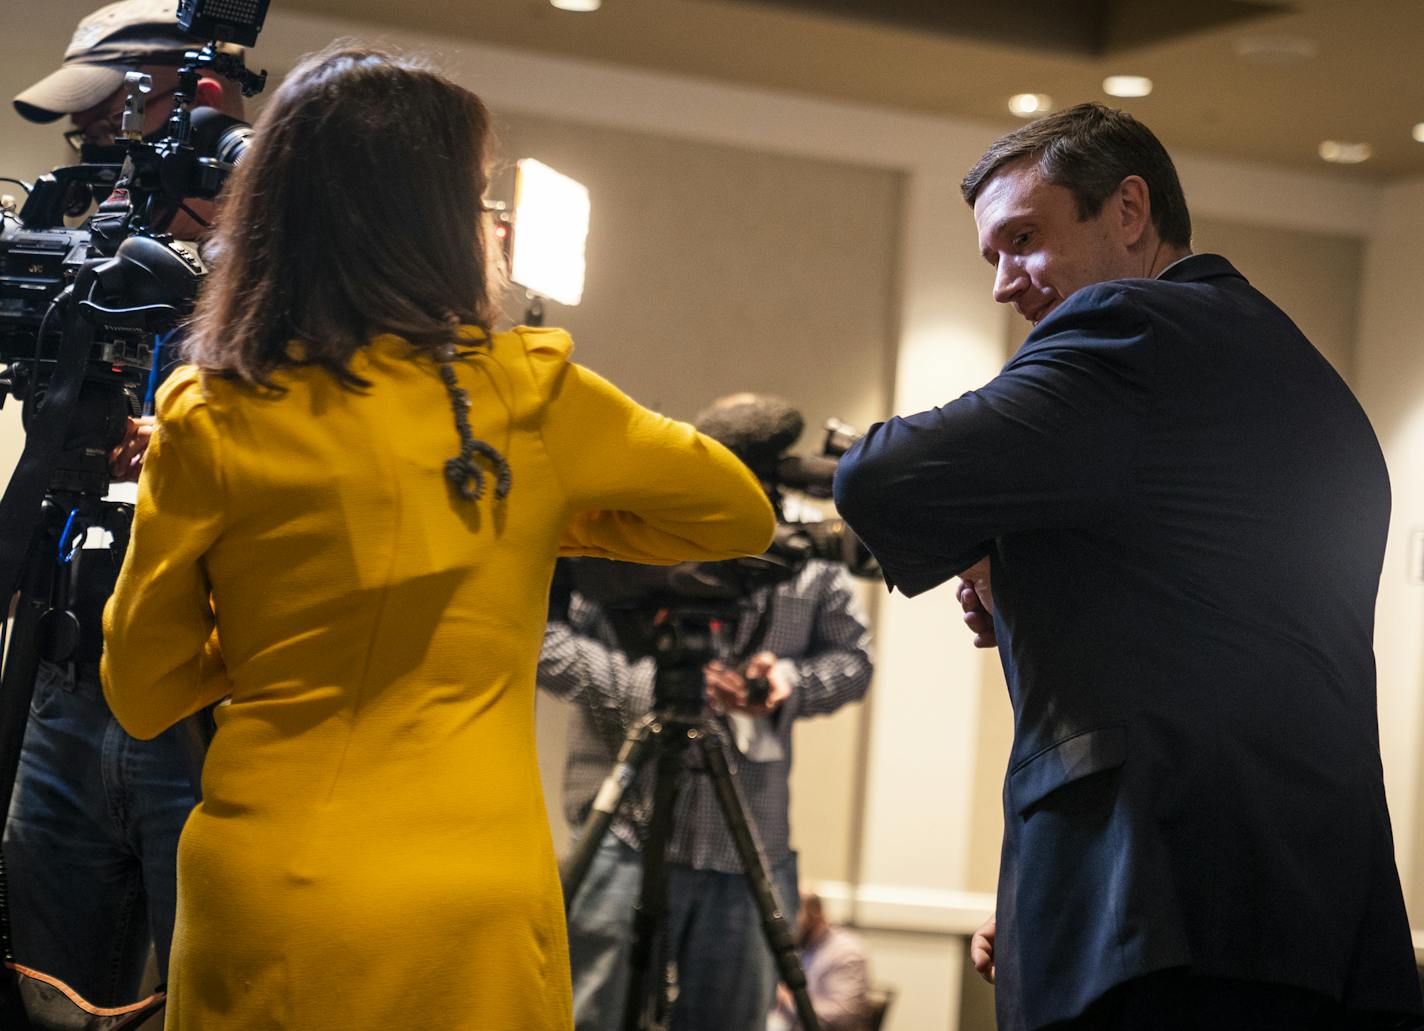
[566,830,799,1031]
[2,661,198,1006]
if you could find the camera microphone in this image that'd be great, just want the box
[773,454,839,499]
[693,393,803,479]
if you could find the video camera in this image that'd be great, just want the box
[562,413,875,612]
[556,411,877,710]
[0,0,268,498]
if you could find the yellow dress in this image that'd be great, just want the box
[100,326,775,1030]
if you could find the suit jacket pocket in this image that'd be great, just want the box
[1010,723,1126,815]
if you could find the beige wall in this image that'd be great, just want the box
[1354,177,1424,913]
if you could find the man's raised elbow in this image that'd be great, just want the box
[832,444,883,529]
[730,494,777,557]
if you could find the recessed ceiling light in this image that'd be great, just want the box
[1413,124,1424,143]
[1233,35,1318,63]
[1008,93,1053,118]
[1318,140,1371,164]
[1103,75,1153,99]
[550,0,601,10]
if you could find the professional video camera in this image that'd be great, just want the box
[0,0,266,498]
[555,403,877,716]
[686,397,879,581]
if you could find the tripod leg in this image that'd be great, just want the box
[624,727,688,1031]
[694,730,821,1031]
[561,715,660,910]
[0,547,48,1031]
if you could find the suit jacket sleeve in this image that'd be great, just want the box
[833,284,1155,596]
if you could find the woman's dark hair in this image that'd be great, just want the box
[961,102,1191,248]
[185,43,499,386]
[185,44,511,501]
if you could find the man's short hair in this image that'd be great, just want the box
[14,0,214,123]
[961,102,1192,249]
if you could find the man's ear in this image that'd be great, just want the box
[1117,175,1152,248]
[193,75,225,111]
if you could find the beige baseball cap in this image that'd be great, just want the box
[14,0,205,123]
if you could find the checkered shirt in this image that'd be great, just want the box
[538,559,873,873]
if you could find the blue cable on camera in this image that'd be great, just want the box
[58,507,83,566]
[143,330,177,416]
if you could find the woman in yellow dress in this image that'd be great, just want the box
[100,45,774,1030]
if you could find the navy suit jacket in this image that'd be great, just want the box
[834,254,1422,1029]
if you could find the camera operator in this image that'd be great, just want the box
[539,393,873,1031]
[2,0,242,1006]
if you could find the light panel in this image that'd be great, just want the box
[510,158,590,307]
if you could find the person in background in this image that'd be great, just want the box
[770,889,873,1031]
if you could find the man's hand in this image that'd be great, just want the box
[741,650,792,717]
[108,416,155,482]
[957,556,996,649]
[970,913,996,984]
[705,652,791,717]
[704,661,746,715]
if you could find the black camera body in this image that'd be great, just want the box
[1,166,215,494]
[0,219,99,363]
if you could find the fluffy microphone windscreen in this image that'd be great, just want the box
[693,394,804,470]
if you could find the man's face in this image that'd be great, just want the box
[973,158,1133,327]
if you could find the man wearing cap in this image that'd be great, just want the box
[14,0,243,243]
[4,0,241,1007]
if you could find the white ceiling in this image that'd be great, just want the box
[274,0,1424,182]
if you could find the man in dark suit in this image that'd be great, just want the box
[833,102,1424,1030]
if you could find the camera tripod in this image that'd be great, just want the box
[559,610,822,1031]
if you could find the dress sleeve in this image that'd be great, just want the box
[101,367,231,739]
[524,329,776,564]
[833,285,1154,596]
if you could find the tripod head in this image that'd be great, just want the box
[560,556,800,717]
[643,607,738,720]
